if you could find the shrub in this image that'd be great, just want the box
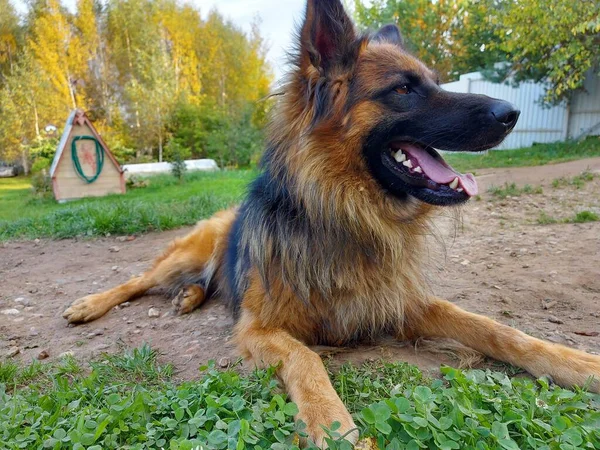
[168,101,264,168]
[126,175,149,189]
[30,156,51,174]
[30,171,52,197]
[167,141,190,182]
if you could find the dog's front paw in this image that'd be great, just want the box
[63,294,110,324]
[537,346,600,393]
[571,352,600,393]
[299,401,358,448]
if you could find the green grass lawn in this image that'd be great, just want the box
[1,346,598,450]
[1,138,599,241]
[0,170,253,241]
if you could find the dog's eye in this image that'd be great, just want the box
[395,85,411,95]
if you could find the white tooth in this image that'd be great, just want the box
[457,188,464,193]
[449,177,459,189]
[414,166,422,173]
[394,151,406,163]
[402,160,413,168]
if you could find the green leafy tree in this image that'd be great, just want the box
[355,0,600,103]
[486,0,600,103]
[125,42,177,162]
[354,0,504,81]
[0,52,53,171]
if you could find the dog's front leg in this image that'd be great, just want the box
[235,311,358,448]
[407,297,600,392]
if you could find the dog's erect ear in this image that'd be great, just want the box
[299,0,356,73]
[373,24,404,47]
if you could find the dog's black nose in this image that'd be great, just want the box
[490,101,520,129]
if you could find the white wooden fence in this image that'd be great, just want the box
[442,70,600,150]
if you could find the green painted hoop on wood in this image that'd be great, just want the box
[71,135,105,183]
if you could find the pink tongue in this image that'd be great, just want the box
[395,143,478,196]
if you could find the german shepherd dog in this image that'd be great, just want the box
[64,0,600,445]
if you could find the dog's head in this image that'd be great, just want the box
[270,0,519,223]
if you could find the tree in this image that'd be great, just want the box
[354,0,504,81]
[354,0,600,103]
[0,52,53,171]
[3,0,273,168]
[486,0,600,103]
[27,0,82,110]
[159,0,203,100]
[125,42,177,162]
[0,0,22,78]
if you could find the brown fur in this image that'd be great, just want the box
[64,1,600,446]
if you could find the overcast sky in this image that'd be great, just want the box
[11,0,309,81]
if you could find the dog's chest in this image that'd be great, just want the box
[314,273,419,345]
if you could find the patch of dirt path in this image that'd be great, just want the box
[1,159,599,379]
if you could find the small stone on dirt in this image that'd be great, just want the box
[148,307,160,318]
[121,302,131,308]
[109,246,120,253]
[1,308,20,315]
[6,347,20,357]
[548,316,563,324]
[218,357,231,368]
[542,299,557,310]
[37,350,49,360]
[573,330,599,337]
[111,265,119,271]
[59,351,74,358]
[460,260,470,266]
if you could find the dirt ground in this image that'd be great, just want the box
[2,157,600,380]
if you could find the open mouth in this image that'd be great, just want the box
[378,140,478,205]
[385,141,477,195]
